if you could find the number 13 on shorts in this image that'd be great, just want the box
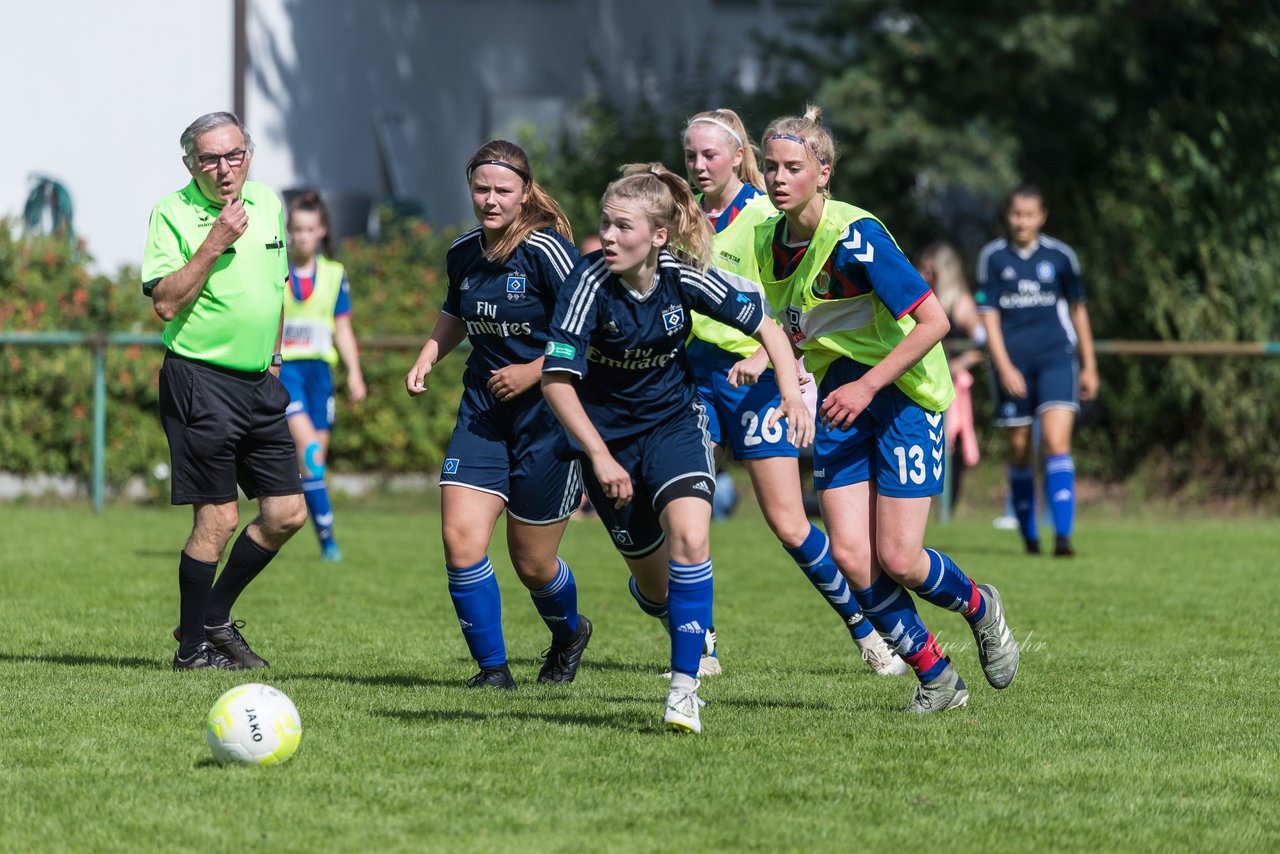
[890,409,945,490]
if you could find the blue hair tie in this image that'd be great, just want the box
[767,133,828,165]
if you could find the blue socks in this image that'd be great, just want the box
[912,548,985,624]
[786,524,875,640]
[529,558,580,643]
[1009,464,1038,545]
[667,560,714,679]
[628,575,669,622]
[854,573,946,682]
[447,557,506,668]
[302,475,336,548]
[1045,453,1075,538]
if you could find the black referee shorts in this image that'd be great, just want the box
[159,350,302,505]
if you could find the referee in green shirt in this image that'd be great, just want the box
[142,112,306,670]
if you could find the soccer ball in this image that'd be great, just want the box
[206,683,303,766]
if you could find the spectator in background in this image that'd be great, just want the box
[282,192,367,562]
[917,241,983,508]
[142,111,306,670]
[976,184,1098,557]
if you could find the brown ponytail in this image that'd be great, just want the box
[465,140,574,263]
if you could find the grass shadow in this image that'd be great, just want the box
[285,670,460,690]
[0,652,160,670]
[506,656,654,675]
[375,706,648,732]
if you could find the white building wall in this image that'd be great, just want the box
[246,0,813,233]
[1,0,815,273]
[0,1,233,273]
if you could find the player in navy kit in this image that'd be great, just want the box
[405,141,590,689]
[976,185,1098,556]
[682,108,907,678]
[541,163,813,734]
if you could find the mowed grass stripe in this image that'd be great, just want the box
[1,501,1277,851]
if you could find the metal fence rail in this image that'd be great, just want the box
[3,330,1278,513]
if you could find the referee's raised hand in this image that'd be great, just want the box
[208,199,249,252]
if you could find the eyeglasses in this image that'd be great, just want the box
[194,148,248,171]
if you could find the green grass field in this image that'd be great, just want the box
[1,498,1277,852]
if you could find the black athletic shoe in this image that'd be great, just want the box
[537,616,593,684]
[173,641,237,671]
[1053,536,1075,557]
[174,620,269,669]
[1024,538,1042,555]
[466,663,516,689]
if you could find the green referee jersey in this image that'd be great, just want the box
[141,179,288,372]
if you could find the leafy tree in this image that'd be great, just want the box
[752,0,1280,493]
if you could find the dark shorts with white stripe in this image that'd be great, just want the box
[440,375,583,524]
[578,407,716,558]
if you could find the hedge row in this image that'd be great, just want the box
[0,218,467,487]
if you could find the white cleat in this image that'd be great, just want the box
[663,679,706,734]
[855,631,912,677]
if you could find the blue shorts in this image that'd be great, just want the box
[690,340,799,462]
[993,348,1079,427]
[813,358,946,498]
[280,360,335,431]
[442,376,582,524]
[580,403,716,558]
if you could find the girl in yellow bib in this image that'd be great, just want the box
[281,192,367,561]
[755,106,1020,712]
[682,108,907,677]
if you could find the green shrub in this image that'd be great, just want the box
[0,216,468,487]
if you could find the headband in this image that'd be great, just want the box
[688,116,744,148]
[466,159,530,183]
[767,133,828,165]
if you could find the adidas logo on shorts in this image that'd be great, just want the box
[692,481,711,494]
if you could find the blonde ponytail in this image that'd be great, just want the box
[684,108,765,191]
[604,163,714,270]
[762,103,838,195]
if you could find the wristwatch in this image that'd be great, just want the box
[270,353,283,368]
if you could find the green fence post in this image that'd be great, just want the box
[92,333,106,513]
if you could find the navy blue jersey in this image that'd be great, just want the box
[442,226,579,379]
[975,235,1084,360]
[543,249,766,442]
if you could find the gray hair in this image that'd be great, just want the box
[180,112,255,162]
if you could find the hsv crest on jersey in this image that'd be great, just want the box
[506,274,527,299]
[443,458,460,474]
[661,304,685,334]
[1036,261,1056,283]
